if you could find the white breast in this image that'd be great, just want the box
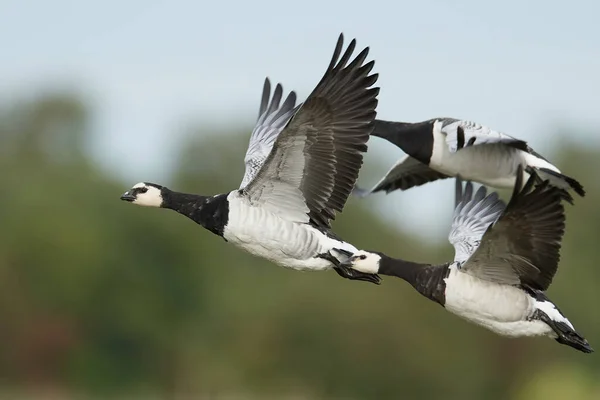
[444,266,552,337]
[223,192,356,271]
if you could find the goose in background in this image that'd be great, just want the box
[338,166,592,353]
[354,118,585,204]
[120,34,382,284]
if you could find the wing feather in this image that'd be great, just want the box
[441,119,529,153]
[243,34,379,229]
[460,166,566,290]
[353,155,450,197]
[239,78,298,189]
[448,178,506,264]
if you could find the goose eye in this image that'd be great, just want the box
[359,255,367,260]
[139,187,148,194]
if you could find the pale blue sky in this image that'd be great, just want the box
[2,0,599,240]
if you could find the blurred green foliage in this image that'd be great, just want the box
[0,94,598,399]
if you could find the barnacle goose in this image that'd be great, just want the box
[339,166,592,353]
[120,34,382,284]
[354,118,585,203]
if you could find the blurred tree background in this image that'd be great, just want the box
[0,93,598,400]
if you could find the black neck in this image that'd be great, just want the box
[372,119,435,165]
[378,254,429,281]
[162,189,229,237]
[378,254,448,306]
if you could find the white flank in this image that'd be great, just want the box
[521,152,561,172]
[535,300,574,329]
[222,192,357,271]
[429,121,520,188]
[444,265,553,337]
[428,120,449,169]
[428,121,565,190]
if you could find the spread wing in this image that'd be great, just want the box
[440,118,529,153]
[448,178,506,264]
[460,166,566,290]
[353,155,450,197]
[242,33,379,229]
[239,78,298,189]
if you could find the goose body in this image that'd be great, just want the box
[444,264,555,337]
[356,118,585,203]
[340,168,592,352]
[120,34,381,284]
[223,191,358,271]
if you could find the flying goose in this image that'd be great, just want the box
[120,34,381,284]
[338,166,592,353]
[354,118,585,203]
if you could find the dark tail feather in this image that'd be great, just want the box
[524,167,579,205]
[554,324,594,354]
[538,313,594,354]
[536,167,586,198]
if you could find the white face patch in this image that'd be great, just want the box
[349,251,382,274]
[131,184,163,207]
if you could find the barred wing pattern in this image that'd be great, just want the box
[243,34,379,229]
[448,178,506,264]
[239,78,298,189]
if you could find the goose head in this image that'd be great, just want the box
[340,250,382,274]
[120,182,165,207]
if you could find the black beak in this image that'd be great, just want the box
[120,191,136,202]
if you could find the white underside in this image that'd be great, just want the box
[429,131,560,189]
[444,265,557,337]
[222,192,357,271]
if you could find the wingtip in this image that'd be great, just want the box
[455,176,463,208]
[287,90,298,104]
[274,82,283,95]
[463,180,473,202]
[326,33,366,74]
[355,45,370,61]
[258,78,272,119]
[348,37,357,49]
[558,189,575,205]
[326,33,346,73]
[474,184,488,201]
[581,341,594,354]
